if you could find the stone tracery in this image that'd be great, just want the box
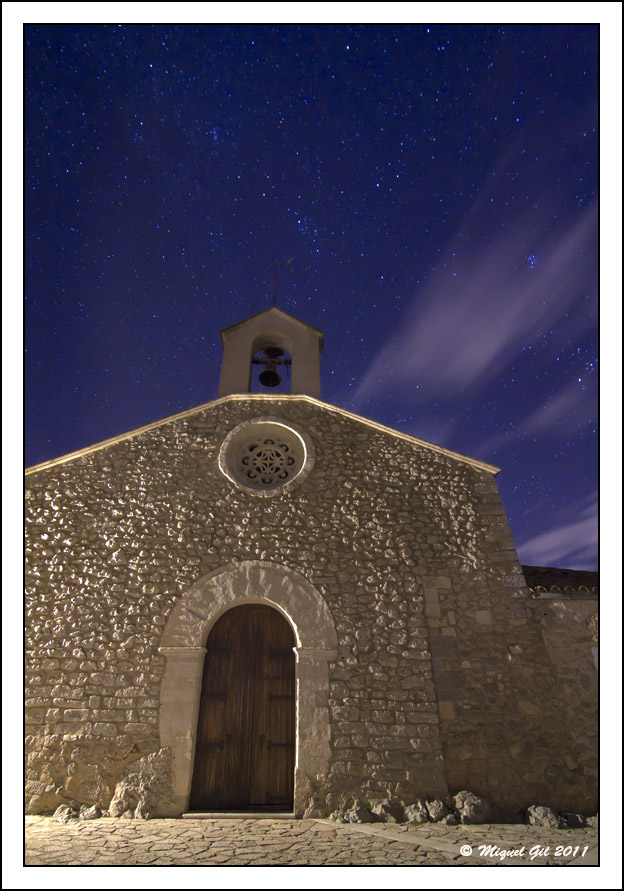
[241,438,296,485]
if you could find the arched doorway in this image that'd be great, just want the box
[189,604,295,811]
[157,561,339,817]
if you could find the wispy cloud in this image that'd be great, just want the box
[520,377,597,436]
[470,375,597,461]
[516,493,597,570]
[403,417,460,450]
[353,198,597,407]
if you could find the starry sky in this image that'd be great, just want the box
[24,23,599,570]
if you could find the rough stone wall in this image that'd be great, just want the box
[530,599,598,810]
[25,396,596,816]
[410,470,596,817]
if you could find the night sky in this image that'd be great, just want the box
[24,23,599,570]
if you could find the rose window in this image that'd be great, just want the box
[219,418,314,495]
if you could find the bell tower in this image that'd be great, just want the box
[218,307,324,399]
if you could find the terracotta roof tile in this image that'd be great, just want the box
[521,565,598,598]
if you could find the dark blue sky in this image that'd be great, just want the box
[24,22,600,569]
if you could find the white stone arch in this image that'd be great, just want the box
[157,560,338,816]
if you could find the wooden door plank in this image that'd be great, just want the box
[219,610,254,808]
[190,607,255,809]
[249,607,295,806]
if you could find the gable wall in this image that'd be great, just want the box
[25,398,596,817]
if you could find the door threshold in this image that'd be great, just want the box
[183,811,296,820]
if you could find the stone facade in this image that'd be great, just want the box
[531,597,598,805]
[25,394,598,819]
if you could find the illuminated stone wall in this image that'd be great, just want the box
[25,395,597,817]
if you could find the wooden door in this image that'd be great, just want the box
[189,605,295,810]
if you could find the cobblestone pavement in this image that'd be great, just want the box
[24,816,598,867]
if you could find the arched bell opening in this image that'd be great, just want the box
[250,334,293,394]
[189,603,296,811]
[250,346,293,393]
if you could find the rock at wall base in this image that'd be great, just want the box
[426,799,450,822]
[526,804,563,829]
[452,790,492,824]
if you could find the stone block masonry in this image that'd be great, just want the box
[25,395,597,818]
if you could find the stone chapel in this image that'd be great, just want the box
[25,306,598,820]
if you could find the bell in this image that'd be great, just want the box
[259,362,281,387]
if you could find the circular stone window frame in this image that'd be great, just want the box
[218,417,315,497]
